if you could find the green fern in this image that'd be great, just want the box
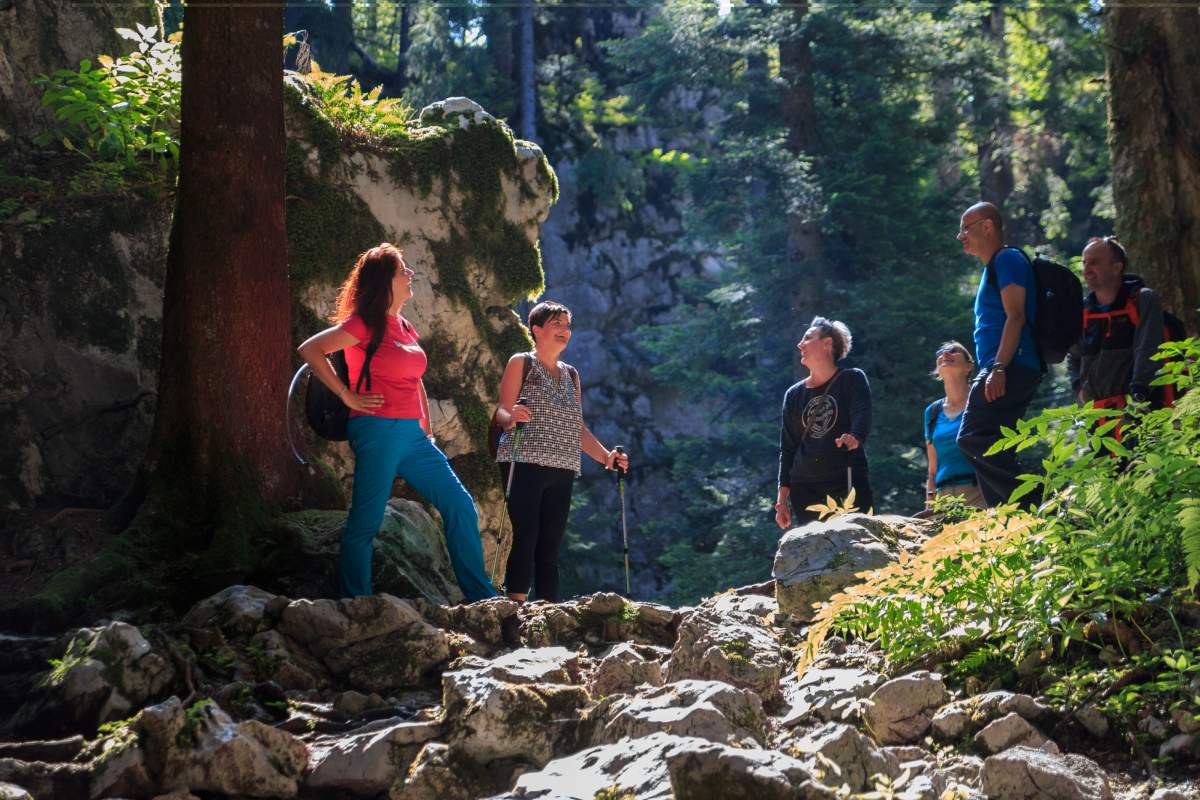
[1179,498,1200,589]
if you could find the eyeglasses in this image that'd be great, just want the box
[957,218,986,237]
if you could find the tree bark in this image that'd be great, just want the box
[973,3,1015,212]
[517,0,537,140]
[1105,0,1200,334]
[779,2,823,376]
[142,0,298,518]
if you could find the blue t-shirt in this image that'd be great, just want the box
[924,401,975,487]
[974,247,1039,371]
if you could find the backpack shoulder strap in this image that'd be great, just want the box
[926,398,944,443]
[355,332,383,393]
[566,363,581,404]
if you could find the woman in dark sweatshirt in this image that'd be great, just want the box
[774,317,873,529]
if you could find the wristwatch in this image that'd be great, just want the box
[991,362,1007,373]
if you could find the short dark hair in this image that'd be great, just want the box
[810,316,853,360]
[528,300,572,330]
[1087,235,1128,271]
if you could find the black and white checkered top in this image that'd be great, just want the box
[495,354,583,476]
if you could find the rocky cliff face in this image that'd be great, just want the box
[1,87,555,585]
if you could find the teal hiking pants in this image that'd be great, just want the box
[343,417,498,602]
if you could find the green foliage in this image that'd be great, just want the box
[176,698,215,749]
[831,343,1200,748]
[284,62,413,146]
[36,23,180,168]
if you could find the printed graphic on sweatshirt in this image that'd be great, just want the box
[802,394,838,439]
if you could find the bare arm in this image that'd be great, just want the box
[495,354,531,430]
[925,442,938,501]
[995,283,1027,367]
[296,326,384,413]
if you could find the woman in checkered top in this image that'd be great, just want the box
[494,301,631,602]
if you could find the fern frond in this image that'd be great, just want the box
[1178,498,1200,589]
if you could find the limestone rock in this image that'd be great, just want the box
[592,679,767,747]
[493,732,817,800]
[305,720,441,797]
[980,746,1112,800]
[781,666,885,727]
[1158,733,1196,760]
[469,647,580,685]
[791,722,896,792]
[588,642,666,698]
[864,671,947,745]
[391,742,484,800]
[773,517,899,621]
[181,585,278,637]
[664,599,785,705]
[1074,705,1109,739]
[413,597,519,648]
[12,622,175,737]
[179,702,307,798]
[269,503,466,607]
[278,594,449,692]
[440,666,589,767]
[0,760,89,800]
[974,712,1056,755]
[932,691,1053,743]
[0,786,31,800]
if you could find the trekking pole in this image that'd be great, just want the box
[614,446,630,595]
[846,466,853,501]
[491,398,528,583]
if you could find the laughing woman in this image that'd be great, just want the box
[493,301,630,603]
[774,317,873,529]
[297,243,498,602]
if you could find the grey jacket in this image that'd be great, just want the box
[1067,274,1164,402]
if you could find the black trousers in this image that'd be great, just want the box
[957,363,1042,508]
[499,462,575,601]
[788,464,873,527]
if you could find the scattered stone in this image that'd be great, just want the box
[0,759,89,800]
[441,666,589,767]
[588,642,666,698]
[980,745,1112,800]
[0,784,31,800]
[412,597,519,649]
[305,720,441,796]
[932,691,1052,742]
[1158,733,1196,760]
[1172,707,1200,734]
[475,647,580,685]
[1074,705,1109,738]
[592,679,767,747]
[397,742,491,800]
[1150,788,1193,800]
[772,517,901,621]
[181,585,277,637]
[664,599,785,705]
[791,722,896,792]
[11,621,175,738]
[1139,714,1170,741]
[974,712,1056,754]
[332,690,373,717]
[781,666,885,727]
[864,671,947,745]
[494,732,818,800]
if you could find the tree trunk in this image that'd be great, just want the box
[1105,0,1200,334]
[139,0,298,536]
[973,4,1015,212]
[517,0,536,140]
[779,1,823,375]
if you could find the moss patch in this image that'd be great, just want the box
[285,139,387,293]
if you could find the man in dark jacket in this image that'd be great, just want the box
[1067,236,1165,407]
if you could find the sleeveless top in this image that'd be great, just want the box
[495,354,583,475]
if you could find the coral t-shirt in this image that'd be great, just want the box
[339,314,427,419]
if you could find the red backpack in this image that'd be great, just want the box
[1082,289,1187,409]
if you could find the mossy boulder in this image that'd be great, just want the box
[262,500,467,606]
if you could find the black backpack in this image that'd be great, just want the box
[987,248,1083,366]
[287,338,379,464]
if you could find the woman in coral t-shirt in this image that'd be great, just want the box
[297,244,498,601]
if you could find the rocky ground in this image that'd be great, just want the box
[1,513,1197,799]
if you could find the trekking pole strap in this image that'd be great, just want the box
[287,364,310,466]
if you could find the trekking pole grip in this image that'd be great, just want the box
[613,445,627,479]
